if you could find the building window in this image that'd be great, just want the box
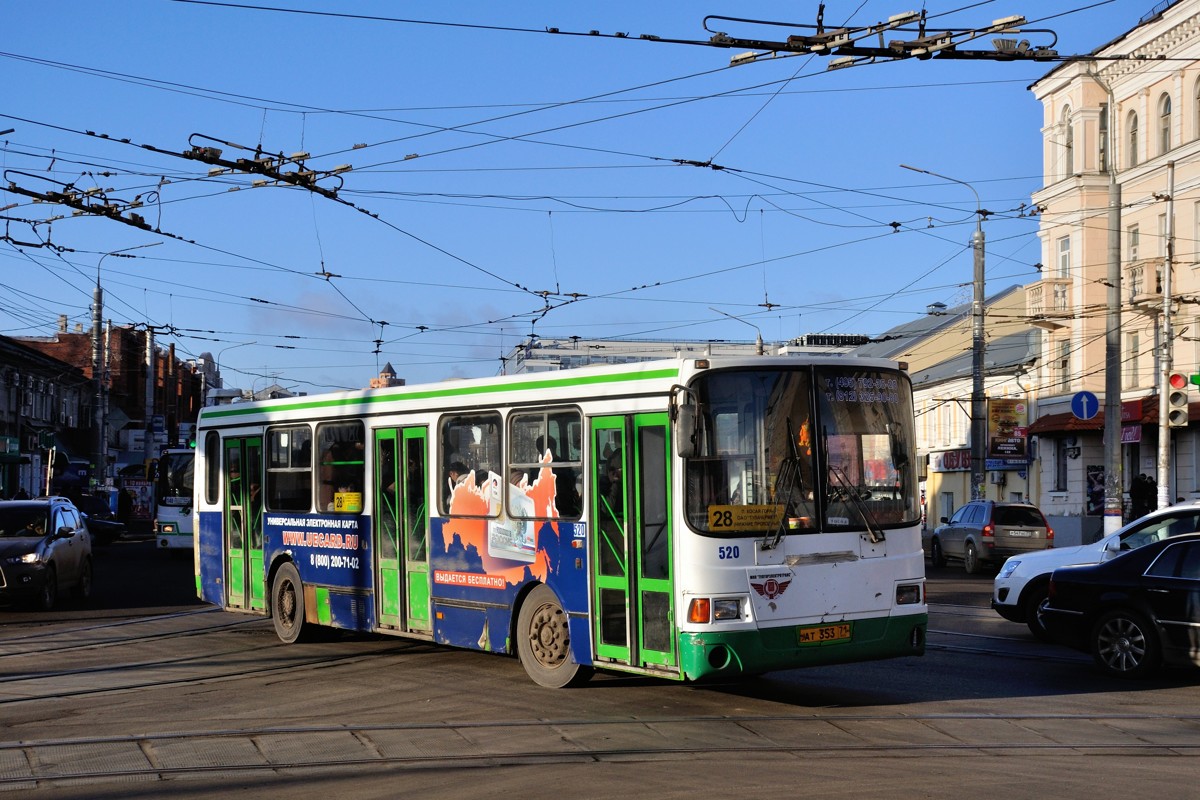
[1128,224,1140,262]
[939,491,954,526]
[1159,93,1172,155]
[1099,103,1108,172]
[1056,235,1071,278]
[1061,105,1074,178]
[1057,339,1070,392]
[1128,111,1139,168]
[1195,79,1200,140]
[1054,439,1068,491]
[1126,332,1140,389]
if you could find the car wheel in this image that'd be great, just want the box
[1023,580,1053,642]
[929,538,946,568]
[37,565,58,611]
[963,541,981,575]
[74,558,93,602]
[1091,608,1161,679]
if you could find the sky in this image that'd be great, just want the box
[0,0,1169,394]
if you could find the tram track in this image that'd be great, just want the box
[0,639,427,706]
[0,607,265,660]
[3,712,1199,790]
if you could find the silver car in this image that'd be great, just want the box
[927,500,1052,574]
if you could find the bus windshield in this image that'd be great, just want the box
[685,366,919,536]
[157,450,195,507]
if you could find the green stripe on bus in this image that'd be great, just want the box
[202,366,681,419]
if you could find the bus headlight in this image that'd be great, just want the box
[713,598,742,620]
[160,522,177,533]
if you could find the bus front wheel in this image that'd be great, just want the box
[272,562,310,644]
[517,585,593,688]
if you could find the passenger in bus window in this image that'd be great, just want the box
[601,450,624,521]
[445,460,469,506]
[538,435,580,517]
[319,445,336,510]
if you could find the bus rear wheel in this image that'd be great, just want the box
[272,562,310,644]
[517,585,593,688]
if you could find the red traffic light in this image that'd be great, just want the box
[1170,372,1189,390]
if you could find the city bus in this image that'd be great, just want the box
[193,355,926,687]
[154,446,195,550]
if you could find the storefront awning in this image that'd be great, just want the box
[1027,396,1196,435]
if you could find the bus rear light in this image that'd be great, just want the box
[896,583,922,605]
[712,599,741,620]
[688,598,711,623]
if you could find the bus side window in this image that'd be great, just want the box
[317,421,365,513]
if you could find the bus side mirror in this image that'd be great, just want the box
[675,404,697,458]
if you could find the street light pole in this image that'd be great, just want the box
[901,164,988,501]
[214,341,256,399]
[92,242,160,488]
[708,307,765,355]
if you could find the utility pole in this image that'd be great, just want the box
[1101,81,1124,536]
[92,243,161,487]
[901,164,987,500]
[1156,162,1175,510]
[143,326,155,476]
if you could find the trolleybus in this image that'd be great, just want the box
[194,355,926,687]
[155,446,195,550]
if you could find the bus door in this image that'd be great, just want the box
[224,437,265,611]
[373,427,430,633]
[590,414,675,671]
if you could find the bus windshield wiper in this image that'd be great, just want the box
[828,465,884,544]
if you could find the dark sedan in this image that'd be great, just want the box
[1042,532,1200,678]
[73,492,126,546]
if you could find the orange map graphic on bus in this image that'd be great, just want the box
[440,455,563,587]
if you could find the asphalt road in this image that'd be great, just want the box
[1,545,1197,799]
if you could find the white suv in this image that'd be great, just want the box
[992,503,1200,640]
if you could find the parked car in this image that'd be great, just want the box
[1041,532,1200,678]
[926,500,1053,574]
[0,497,93,610]
[993,503,1200,640]
[73,492,126,546]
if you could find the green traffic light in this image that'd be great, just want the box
[1190,374,1200,387]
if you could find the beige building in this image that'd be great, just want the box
[1027,0,1200,538]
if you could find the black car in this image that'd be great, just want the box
[1042,532,1200,678]
[73,492,126,546]
[0,497,94,610]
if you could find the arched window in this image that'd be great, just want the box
[1159,93,1172,155]
[1061,105,1074,178]
[1128,111,1139,168]
[1194,78,1200,140]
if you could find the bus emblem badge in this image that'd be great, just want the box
[750,575,792,600]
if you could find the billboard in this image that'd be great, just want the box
[987,398,1028,461]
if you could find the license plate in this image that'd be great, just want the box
[1006,530,1034,538]
[798,623,852,645]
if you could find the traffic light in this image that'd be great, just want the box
[1168,372,1190,428]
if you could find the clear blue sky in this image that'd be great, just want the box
[0,0,1162,393]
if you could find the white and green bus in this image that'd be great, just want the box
[194,355,926,687]
[154,446,195,551]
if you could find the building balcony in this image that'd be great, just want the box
[1127,257,1165,309]
[1026,277,1071,319]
